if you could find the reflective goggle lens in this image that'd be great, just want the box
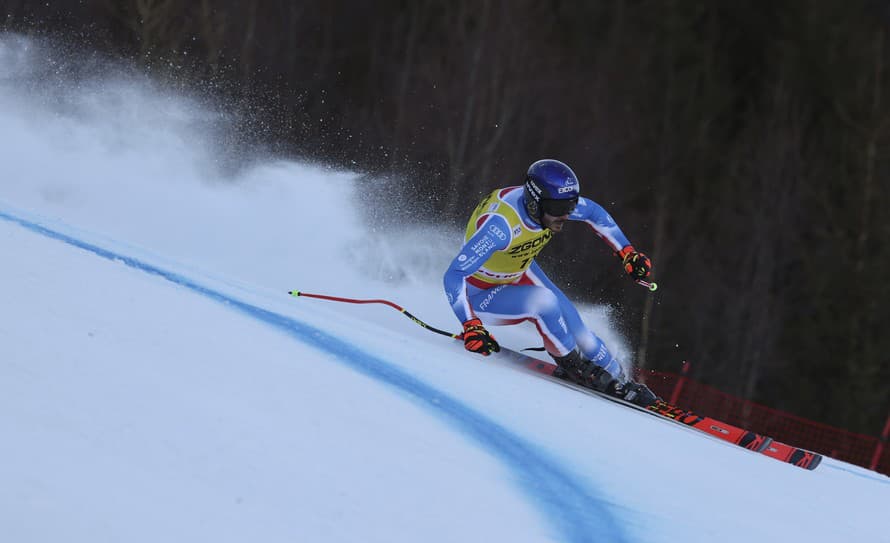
[541,197,578,217]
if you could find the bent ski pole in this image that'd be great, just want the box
[288,290,462,339]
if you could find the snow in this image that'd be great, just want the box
[1,33,888,543]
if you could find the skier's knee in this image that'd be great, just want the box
[529,288,560,318]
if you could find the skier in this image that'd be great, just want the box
[443,159,658,407]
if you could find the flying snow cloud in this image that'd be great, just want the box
[0,32,627,357]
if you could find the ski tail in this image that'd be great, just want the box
[760,440,823,470]
[643,403,821,469]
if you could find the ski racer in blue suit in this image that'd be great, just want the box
[443,159,658,407]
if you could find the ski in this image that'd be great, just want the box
[287,290,822,470]
[497,348,822,471]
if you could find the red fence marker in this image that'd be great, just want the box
[869,411,890,471]
[669,360,690,406]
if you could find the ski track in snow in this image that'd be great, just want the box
[0,204,627,543]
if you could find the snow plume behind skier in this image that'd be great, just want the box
[443,159,659,407]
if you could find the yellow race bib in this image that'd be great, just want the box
[464,188,553,285]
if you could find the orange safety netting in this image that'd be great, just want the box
[635,368,890,476]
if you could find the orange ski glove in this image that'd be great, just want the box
[618,246,652,280]
[462,318,500,356]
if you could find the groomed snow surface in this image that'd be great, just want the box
[1,34,887,543]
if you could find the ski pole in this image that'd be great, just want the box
[288,290,462,339]
[635,279,658,292]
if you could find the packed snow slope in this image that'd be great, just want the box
[1,34,888,543]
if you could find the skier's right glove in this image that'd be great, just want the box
[462,318,500,356]
[618,246,652,280]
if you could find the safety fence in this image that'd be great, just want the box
[636,364,890,476]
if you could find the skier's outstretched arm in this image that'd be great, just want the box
[572,197,652,280]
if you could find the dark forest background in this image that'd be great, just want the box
[2,0,888,435]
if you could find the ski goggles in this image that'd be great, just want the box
[540,197,578,217]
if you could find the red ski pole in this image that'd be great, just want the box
[288,290,462,340]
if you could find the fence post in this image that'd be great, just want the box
[669,360,691,406]
[869,411,890,471]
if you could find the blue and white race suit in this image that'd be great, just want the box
[443,186,633,378]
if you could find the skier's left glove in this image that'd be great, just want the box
[462,318,500,356]
[618,246,652,280]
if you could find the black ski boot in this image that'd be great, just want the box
[553,349,659,408]
[553,349,619,391]
[610,380,659,408]
[554,349,604,386]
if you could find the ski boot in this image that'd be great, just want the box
[609,379,659,408]
[553,349,605,385]
[553,350,659,408]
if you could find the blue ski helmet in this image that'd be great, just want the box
[523,159,580,224]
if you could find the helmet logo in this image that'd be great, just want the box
[557,185,576,194]
[526,179,543,199]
